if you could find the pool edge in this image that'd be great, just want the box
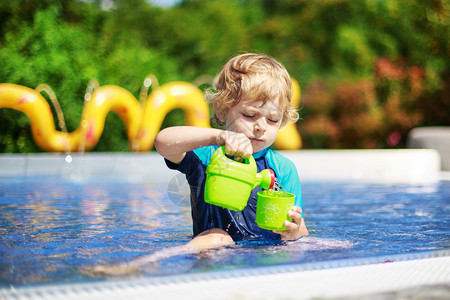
[2,250,449,300]
[0,149,442,184]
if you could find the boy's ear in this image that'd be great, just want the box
[216,110,226,122]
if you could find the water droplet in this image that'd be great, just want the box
[65,155,72,163]
[144,78,152,87]
[225,222,231,232]
[270,178,286,192]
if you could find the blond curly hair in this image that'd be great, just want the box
[206,53,299,127]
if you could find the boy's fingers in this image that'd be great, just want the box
[273,206,304,238]
[293,206,303,214]
[283,220,297,231]
[288,210,302,225]
[224,132,253,159]
[290,206,303,216]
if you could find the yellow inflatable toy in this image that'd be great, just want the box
[274,78,302,150]
[0,79,302,152]
[135,81,211,151]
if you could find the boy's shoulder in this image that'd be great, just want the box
[264,148,300,184]
[192,145,220,165]
[265,148,296,169]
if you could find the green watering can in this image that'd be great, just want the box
[205,146,275,211]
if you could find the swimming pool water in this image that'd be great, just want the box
[0,177,449,286]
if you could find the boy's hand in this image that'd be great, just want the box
[217,130,253,160]
[273,206,308,240]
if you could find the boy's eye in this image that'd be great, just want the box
[242,113,255,119]
[267,117,281,123]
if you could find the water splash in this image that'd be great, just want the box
[139,74,159,106]
[271,177,287,192]
[65,154,72,163]
[35,84,71,155]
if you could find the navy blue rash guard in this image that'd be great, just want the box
[165,145,303,240]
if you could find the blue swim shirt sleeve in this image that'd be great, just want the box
[192,145,219,165]
[265,150,303,209]
[163,145,219,171]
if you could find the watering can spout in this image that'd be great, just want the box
[255,169,275,189]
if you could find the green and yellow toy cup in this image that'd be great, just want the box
[205,146,275,211]
[255,190,295,231]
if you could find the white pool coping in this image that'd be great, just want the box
[1,251,449,300]
[0,149,444,183]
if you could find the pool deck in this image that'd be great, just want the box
[1,251,449,300]
[0,149,449,299]
[0,149,445,183]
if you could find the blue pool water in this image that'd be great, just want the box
[0,177,449,286]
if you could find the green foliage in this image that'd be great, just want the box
[0,1,179,152]
[300,58,433,148]
[0,5,93,152]
[0,0,448,152]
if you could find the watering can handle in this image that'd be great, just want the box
[219,146,250,164]
[218,146,275,189]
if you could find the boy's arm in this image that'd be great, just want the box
[154,126,253,164]
[154,126,222,164]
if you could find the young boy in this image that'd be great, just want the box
[155,53,308,251]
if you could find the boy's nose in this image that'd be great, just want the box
[254,118,266,132]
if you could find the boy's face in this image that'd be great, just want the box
[222,98,283,153]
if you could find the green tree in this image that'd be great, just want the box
[0,0,448,152]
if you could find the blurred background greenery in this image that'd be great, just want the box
[0,0,448,152]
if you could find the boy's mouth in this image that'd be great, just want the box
[250,138,264,143]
